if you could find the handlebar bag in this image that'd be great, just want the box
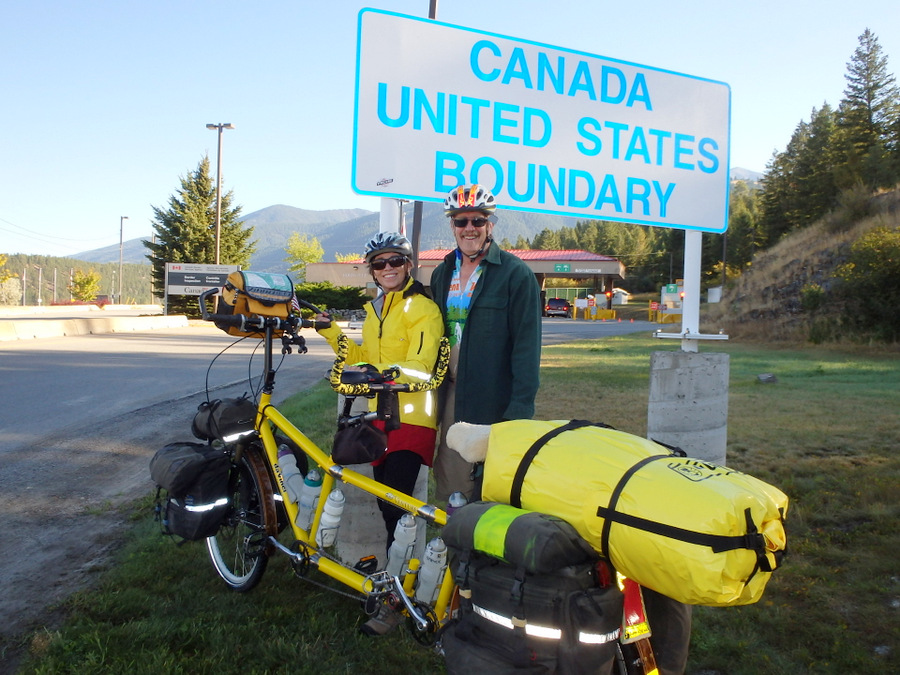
[331,421,387,465]
[215,271,295,338]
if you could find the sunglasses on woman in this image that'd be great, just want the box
[452,217,490,228]
[370,255,408,271]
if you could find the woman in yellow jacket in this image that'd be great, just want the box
[316,232,443,565]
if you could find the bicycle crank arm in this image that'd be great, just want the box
[391,575,431,632]
[269,536,305,563]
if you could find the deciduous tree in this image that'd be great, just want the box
[69,268,101,302]
[836,225,900,340]
[284,232,324,283]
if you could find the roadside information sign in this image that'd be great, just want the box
[353,9,731,233]
[165,263,239,296]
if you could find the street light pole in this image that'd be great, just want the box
[206,123,235,264]
[119,215,128,303]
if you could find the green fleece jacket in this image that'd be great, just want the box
[430,244,542,424]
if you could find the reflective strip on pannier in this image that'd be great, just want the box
[471,604,620,644]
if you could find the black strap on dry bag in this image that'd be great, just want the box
[596,461,779,578]
[509,420,612,508]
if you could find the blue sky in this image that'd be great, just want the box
[2,0,898,257]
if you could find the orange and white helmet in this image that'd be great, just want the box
[443,184,497,216]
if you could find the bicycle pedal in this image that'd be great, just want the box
[354,555,378,574]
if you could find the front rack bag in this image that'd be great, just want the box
[215,271,294,337]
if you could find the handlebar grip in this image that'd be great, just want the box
[199,287,220,320]
[297,298,325,315]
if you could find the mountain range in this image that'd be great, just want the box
[77,167,762,270]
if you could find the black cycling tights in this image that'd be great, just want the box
[372,450,423,548]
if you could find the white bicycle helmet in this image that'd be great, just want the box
[364,231,413,263]
[443,184,497,216]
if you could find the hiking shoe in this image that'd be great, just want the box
[360,599,402,637]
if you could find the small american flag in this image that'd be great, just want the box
[291,294,301,313]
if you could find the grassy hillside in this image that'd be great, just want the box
[702,187,900,344]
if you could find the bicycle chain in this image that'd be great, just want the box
[290,543,371,603]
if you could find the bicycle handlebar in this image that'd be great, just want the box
[197,287,332,331]
[328,333,449,396]
[195,288,448,394]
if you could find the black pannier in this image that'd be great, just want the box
[190,396,257,442]
[442,502,623,675]
[150,442,231,541]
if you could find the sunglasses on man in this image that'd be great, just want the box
[369,255,408,271]
[452,217,491,228]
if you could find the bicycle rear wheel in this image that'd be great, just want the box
[206,445,277,592]
[611,639,655,675]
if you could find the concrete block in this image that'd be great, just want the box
[648,351,730,466]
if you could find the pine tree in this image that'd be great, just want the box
[798,104,839,218]
[531,228,562,250]
[144,156,255,316]
[837,29,900,188]
[760,120,810,243]
[725,181,763,270]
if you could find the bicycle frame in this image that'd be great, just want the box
[199,288,454,636]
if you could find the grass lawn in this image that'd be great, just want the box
[14,334,900,674]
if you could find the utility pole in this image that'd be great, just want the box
[119,215,129,303]
[206,123,235,264]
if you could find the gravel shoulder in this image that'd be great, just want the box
[0,369,327,674]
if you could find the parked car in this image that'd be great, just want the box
[544,298,572,318]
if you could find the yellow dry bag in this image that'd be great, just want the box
[481,420,788,606]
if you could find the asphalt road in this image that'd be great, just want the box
[0,323,338,670]
[0,324,337,455]
[540,316,656,345]
[0,316,653,671]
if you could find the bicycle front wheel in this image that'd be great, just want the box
[206,446,276,592]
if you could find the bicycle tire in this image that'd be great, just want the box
[206,444,277,592]
[611,640,654,675]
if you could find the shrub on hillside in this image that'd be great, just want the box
[836,225,900,341]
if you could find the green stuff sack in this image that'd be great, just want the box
[443,501,596,573]
[481,420,789,607]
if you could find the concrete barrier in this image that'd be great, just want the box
[0,314,188,341]
[0,304,162,317]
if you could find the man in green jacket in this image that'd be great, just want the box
[430,184,542,501]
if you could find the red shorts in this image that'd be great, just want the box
[372,420,437,467]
